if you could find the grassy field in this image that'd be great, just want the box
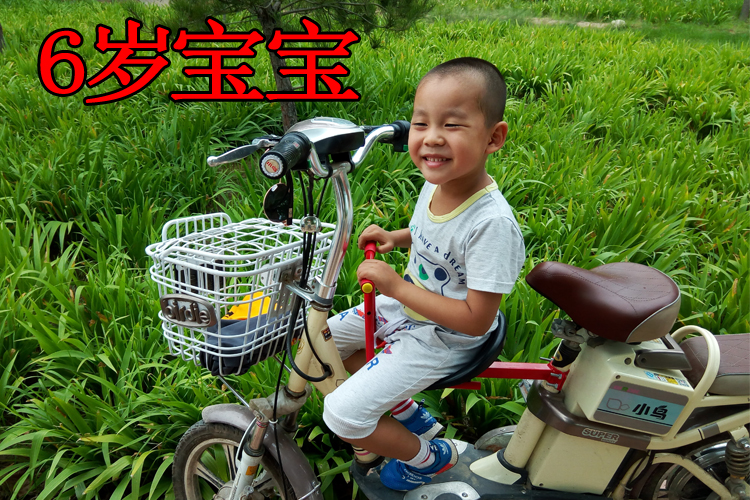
[0,0,748,498]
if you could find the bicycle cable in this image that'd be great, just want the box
[297,171,312,288]
[284,295,331,382]
[627,451,655,491]
[315,177,329,216]
[281,170,331,382]
[271,348,290,495]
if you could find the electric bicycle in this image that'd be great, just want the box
[145,117,750,500]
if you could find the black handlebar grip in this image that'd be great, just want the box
[390,120,410,153]
[259,132,311,179]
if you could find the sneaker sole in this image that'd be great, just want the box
[437,439,460,471]
[379,439,459,492]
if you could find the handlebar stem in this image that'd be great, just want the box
[313,164,353,304]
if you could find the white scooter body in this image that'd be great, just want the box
[351,326,750,500]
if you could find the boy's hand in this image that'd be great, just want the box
[358,225,397,253]
[357,260,403,297]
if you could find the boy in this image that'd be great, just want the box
[322,57,525,491]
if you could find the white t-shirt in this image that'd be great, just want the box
[402,180,525,326]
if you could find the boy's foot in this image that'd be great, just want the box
[398,404,444,440]
[379,439,459,491]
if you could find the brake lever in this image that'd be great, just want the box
[206,136,281,167]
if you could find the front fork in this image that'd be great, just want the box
[221,307,350,500]
[230,417,269,500]
[286,306,349,395]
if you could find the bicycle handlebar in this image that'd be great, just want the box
[206,119,409,175]
[259,132,311,179]
[205,118,410,306]
[206,136,280,167]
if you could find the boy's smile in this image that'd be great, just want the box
[409,73,507,197]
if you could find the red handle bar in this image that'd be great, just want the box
[361,242,377,361]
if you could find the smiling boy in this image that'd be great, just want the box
[322,58,525,491]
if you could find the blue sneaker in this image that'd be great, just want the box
[379,439,459,491]
[399,404,444,440]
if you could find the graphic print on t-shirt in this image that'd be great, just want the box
[404,250,452,295]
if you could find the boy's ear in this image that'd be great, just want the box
[485,121,508,154]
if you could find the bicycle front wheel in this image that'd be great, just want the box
[173,420,296,500]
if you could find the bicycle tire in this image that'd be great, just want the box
[173,420,297,500]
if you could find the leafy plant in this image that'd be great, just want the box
[0,1,748,498]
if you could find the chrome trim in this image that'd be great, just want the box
[159,294,217,328]
[351,125,395,167]
[314,167,353,301]
[297,482,321,500]
[248,414,269,452]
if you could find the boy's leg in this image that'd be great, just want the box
[342,349,367,374]
[324,327,462,491]
[326,306,369,364]
[344,415,420,460]
[323,321,461,444]
[327,297,400,374]
[333,303,443,440]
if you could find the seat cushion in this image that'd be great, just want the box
[681,333,750,396]
[525,262,680,343]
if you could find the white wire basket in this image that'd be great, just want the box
[146,213,335,376]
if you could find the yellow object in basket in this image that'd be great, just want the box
[222,292,271,320]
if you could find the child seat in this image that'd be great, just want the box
[427,312,507,390]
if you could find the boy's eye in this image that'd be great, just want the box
[445,123,461,128]
[412,122,427,127]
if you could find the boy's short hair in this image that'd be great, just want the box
[420,57,507,126]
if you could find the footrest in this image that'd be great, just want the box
[350,440,607,499]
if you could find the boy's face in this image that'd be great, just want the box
[409,73,506,190]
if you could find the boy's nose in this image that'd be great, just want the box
[424,127,445,146]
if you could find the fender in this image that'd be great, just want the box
[203,403,322,500]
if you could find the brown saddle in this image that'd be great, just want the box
[526,261,680,343]
[527,261,750,396]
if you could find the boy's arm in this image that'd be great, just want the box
[357,225,411,253]
[356,260,503,336]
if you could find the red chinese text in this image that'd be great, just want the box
[85,19,170,105]
[170,17,265,102]
[37,17,361,105]
[266,17,360,101]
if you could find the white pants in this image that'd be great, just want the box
[322,295,488,439]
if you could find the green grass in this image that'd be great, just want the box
[434,0,747,25]
[0,0,749,498]
[432,0,750,46]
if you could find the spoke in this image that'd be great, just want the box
[196,460,226,491]
[223,444,238,479]
[707,466,723,483]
